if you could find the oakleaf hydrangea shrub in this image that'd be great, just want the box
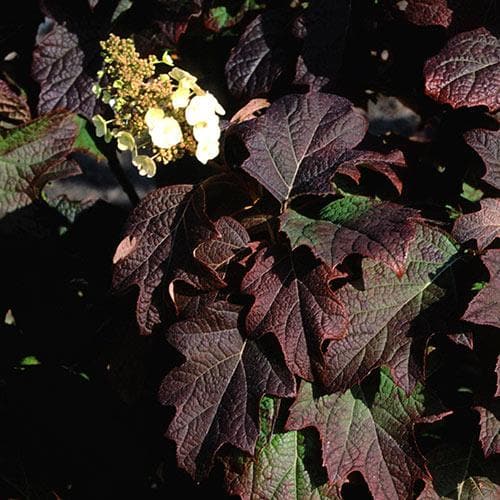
[0,1,499,499]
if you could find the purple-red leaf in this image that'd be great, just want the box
[453,198,499,251]
[225,10,295,100]
[194,216,250,272]
[238,92,368,203]
[476,404,500,458]
[321,224,459,394]
[464,128,500,191]
[496,357,500,398]
[112,185,223,336]
[334,149,406,195]
[159,302,296,478]
[32,22,97,118]
[423,28,500,112]
[242,245,348,381]
[287,369,442,499]
[0,79,31,125]
[280,196,419,277]
[397,0,453,28]
[462,249,499,329]
[0,111,80,218]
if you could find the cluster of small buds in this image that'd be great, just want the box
[91,34,225,177]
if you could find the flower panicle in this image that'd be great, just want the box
[91,34,225,177]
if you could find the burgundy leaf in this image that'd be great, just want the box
[112,185,223,336]
[238,92,368,203]
[32,22,97,118]
[225,10,296,100]
[159,302,296,478]
[293,0,351,91]
[335,149,406,195]
[280,196,419,277]
[397,0,453,28]
[462,249,499,329]
[0,79,31,125]
[287,370,442,499]
[194,216,250,272]
[453,198,499,251]
[464,128,500,191]
[321,224,459,394]
[423,28,500,112]
[476,404,500,458]
[0,111,80,218]
[242,244,348,381]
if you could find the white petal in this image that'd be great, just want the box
[145,108,165,129]
[149,117,183,149]
[195,141,219,164]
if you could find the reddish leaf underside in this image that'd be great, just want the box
[280,196,419,277]
[398,0,453,28]
[320,223,459,394]
[476,404,500,459]
[242,244,348,381]
[423,28,500,112]
[496,357,500,398]
[159,302,296,478]
[462,249,500,329]
[112,185,223,336]
[238,92,368,203]
[287,370,434,499]
[464,128,500,191]
[0,79,31,125]
[453,198,499,251]
[334,149,406,195]
[0,111,80,219]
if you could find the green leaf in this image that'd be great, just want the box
[287,368,446,499]
[73,115,106,162]
[0,112,80,219]
[461,182,484,203]
[224,397,338,499]
[19,355,41,366]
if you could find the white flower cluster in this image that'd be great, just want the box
[145,68,225,165]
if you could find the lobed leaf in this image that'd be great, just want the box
[464,128,500,191]
[320,223,460,394]
[453,198,499,251]
[225,397,337,499]
[334,149,407,195]
[112,185,223,336]
[242,244,348,381]
[237,92,368,203]
[32,22,97,118]
[0,111,80,219]
[423,28,500,112]
[287,369,441,499]
[280,196,419,277]
[462,249,499,329]
[159,302,296,478]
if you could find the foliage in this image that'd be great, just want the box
[0,0,499,498]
